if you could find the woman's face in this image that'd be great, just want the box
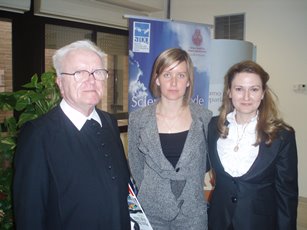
[155,61,190,102]
[228,72,264,123]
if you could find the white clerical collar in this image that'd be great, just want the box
[59,99,102,130]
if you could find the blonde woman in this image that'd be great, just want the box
[128,48,212,230]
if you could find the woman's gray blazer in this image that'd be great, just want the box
[128,102,212,221]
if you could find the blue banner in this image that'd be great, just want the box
[128,17,211,112]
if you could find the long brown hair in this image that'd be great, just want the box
[218,60,293,145]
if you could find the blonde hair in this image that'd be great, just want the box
[149,48,194,105]
[218,60,293,145]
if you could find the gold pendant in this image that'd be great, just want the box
[234,145,239,152]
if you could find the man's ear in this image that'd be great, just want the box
[56,77,64,95]
[56,77,61,87]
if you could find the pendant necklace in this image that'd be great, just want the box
[157,106,185,134]
[164,116,179,134]
[233,122,249,152]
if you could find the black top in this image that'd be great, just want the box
[159,130,189,168]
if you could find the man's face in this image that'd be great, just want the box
[56,49,105,115]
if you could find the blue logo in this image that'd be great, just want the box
[133,22,150,53]
[134,22,150,37]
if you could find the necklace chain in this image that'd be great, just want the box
[233,122,249,152]
[162,115,180,133]
[157,106,185,134]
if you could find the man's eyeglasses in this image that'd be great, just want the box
[60,69,109,82]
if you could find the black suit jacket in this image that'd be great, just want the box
[13,106,131,230]
[208,116,298,230]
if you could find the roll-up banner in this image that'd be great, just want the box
[127,16,212,113]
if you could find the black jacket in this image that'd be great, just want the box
[14,106,131,230]
[208,116,298,230]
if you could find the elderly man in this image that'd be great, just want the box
[13,40,131,230]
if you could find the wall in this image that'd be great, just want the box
[170,0,307,197]
[0,21,12,122]
[33,0,167,29]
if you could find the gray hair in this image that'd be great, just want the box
[52,40,106,76]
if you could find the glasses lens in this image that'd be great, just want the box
[94,69,108,81]
[73,70,89,82]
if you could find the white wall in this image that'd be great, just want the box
[170,0,307,197]
[33,0,167,29]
